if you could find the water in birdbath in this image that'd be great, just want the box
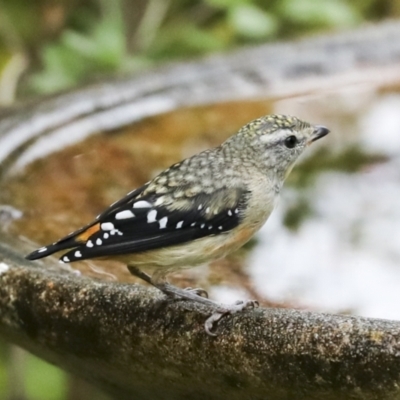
[1,84,399,319]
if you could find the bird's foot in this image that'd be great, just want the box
[164,283,259,335]
[126,265,258,336]
[204,300,259,336]
[184,287,209,298]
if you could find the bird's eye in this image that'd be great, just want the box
[284,135,297,149]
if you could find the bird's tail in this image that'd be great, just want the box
[25,221,98,261]
[26,238,79,260]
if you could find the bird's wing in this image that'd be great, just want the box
[26,183,249,263]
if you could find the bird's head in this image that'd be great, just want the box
[233,114,329,180]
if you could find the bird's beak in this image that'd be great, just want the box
[310,126,330,143]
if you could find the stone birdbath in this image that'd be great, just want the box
[1,21,400,400]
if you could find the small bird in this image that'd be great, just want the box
[26,114,329,335]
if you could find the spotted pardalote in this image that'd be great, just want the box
[26,114,329,335]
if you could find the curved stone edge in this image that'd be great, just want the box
[1,20,400,171]
[1,244,400,400]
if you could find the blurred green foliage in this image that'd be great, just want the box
[0,0,399,99]
[0,342,67,400]
[0,343,7,398]
[24,354,66,400]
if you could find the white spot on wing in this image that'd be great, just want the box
[147,209,158,223]
[101,222,115,231]
[133,200,152,208]
[0,263,9,274]
[206,207,210,213]
[218,226,223,230]
[104,233,109,239]
[38,247,47,253]
[198,204,203,210]
[176,221,183,229]
[86,240,94,248]
[96,238,102,245]
[75,251,82,258]
[235,208,239,214]
[201,224,205,229]
[159,217,168,229]
[191,222,196,227]
[115,210,135,220]
[208,225,212,230]
[63,256,70,262]
[228,210,233,216]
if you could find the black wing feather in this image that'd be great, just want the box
[27,184,249,263]
[26,186,147,260]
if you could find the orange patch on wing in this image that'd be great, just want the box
[76,223,101,242]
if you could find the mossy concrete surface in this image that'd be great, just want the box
[0,244,400,400]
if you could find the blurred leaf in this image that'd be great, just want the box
[0,51,28,104]
[30,44,85,93]
[228,4,278,39]
[4,0,388,97]
[277,0,361,27]
[351,0,376,14]
[0,0,42,46]
[205,0,251,10]
[0,341,8,397]
[25,354,66,400]
[150,23,225,59]
[29,0,135,93]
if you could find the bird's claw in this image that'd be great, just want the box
[204,299,259,336]
[184,287,209,298]
[205,312,225,336]
[234,299,259,308]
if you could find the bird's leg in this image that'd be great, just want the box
[127,265,153,284]
[204,300,259,336]
[127,265,258,335]
[183,287,209,298]
[127,265,208,298]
